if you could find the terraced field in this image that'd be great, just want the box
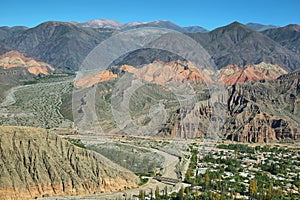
[0,76,74,129]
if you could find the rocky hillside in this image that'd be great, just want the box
[2,21,113,71]
[0,26,28,41]
[0,51,55,75]
[246,23,278,31]
[219,62,288,85]
[0,43,11,55]
[0,126,138,200]
[75,60,213,88]
[72,59,298,142]
[189,22,300,71]
[75,61,287,88]
[1,21,300,72]
[224,71,300,142]
[262,24,300,53]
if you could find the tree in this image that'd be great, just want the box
[178,186,184,200]
[267,179,274,199]
[274,187,282,199]
[164,186,168,198]
[186,170,191,182]
[185,187,190,197]
[214,193,220,200]
[205,172,210,189]
[249,178,257,198]
[139,190,145,200]
[155,186,160,200]
[218,174,222,190]
[195,190,199,197]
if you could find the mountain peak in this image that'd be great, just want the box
[246,22,279,31]
[285,24,300,31]
[80,18,123,29]
[211,21,253,34]
[183,26,208,33]
[227,21,249,29]
[39,21,73,27]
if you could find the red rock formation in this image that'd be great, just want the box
[219,62,288,86]
[75,61,212,88]
[74,70,117,88]
[0,51,55,75]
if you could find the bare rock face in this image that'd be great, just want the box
[224,73,300,142]
[0,126,138,200]
[75,60,213,89]
[74,59,299,142]
[219,62,288,86]
[0,50,55,75]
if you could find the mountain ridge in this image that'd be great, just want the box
[246,22,279,31]
[1,20,300,72]
[188,22,300,71]
[0,126,138,200]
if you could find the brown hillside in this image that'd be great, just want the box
[0,126,138,200]
[0,51,55,75]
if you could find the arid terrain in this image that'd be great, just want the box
[0,18,300,199]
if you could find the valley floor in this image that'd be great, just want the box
[39,134,300,200]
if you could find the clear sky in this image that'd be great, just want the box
[1,0,299,30]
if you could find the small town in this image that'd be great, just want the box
[178,143,300,199]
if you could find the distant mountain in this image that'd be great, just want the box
[110,48,186,67]
[78,19,208,33]
[1,20,300,72]
[262,24,300,53]
[122,21,209,33]
[0,26,28,40]
[77,18,123,29]
[182,26,208,33]
[122,20,184,32]
[188,22,300,71]
[2,21,113,71]
[246,23,279,31]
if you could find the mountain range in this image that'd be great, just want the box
[1,18,300,200]
[1,20,298,73]
[75,19,209,33]
[1,19,300,143]
[245,23,279,31]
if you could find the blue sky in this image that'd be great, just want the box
[1,0,299,30]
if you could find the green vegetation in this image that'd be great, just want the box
[0,77,73,128]
[138,176,149,186]
[65,138,86,149]
[22,73,75,85]
[87,142,164,174]
[217,143,255,154]
[165,143,300,199]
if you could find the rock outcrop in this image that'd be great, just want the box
[224,73,300,142]
[74,60,299,142]
[75,61,287,88]
[75,61,213,88]
[0,126,138,200]
[0,51,55,75]
[219,62,288,86]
